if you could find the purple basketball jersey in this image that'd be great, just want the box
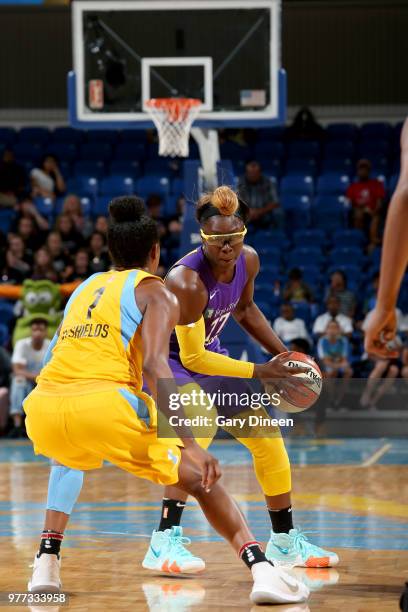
[168,247,247,362]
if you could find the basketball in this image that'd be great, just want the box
[265,351,322,413]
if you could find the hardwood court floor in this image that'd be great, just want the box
[0,439,407,611]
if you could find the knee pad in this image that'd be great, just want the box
[46,465,84,515]
[239,435,291,496]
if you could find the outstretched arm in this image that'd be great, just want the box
[365,119,408,356]
[233,246,287,355]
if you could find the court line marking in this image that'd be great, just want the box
[361,443,392,467]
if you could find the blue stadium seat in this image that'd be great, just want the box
[325,141,355,157]
[281,195,312,230]
[79,197,92,217]
[115,142,146,160]
[144,159,175,176]
[332,229,366,248]
[321,158,353,174]
[0,323,9,347]
[256,264,281,282]
[360,122,392,140]
[220,141,251,160]
[137,175,170,198]
[368,247,382,268]
[358,139,390,157]
[13,142,43,163]
[256,246,281,263]
[287,247,324,269]
[163,195,179,217]
[0,302,15,326]
[254,141,284,158]
[293,229,326,248]
[326,123,358,141]
[109,160,140,178]
[51,127,84,144]
[0,127,17,145]
[19,127,50,144]
[291,302,311,326]
[249,230,289,249]
[285,158,317,175]
[280,174,314,197]
[171,177,185,196]
[33,197,55,219]
[120,130,148,142]
[296,265,322,286]
[0,209,16,233]
[86,130,119,145]
[67,176,99,198]
[73,160,105,178]
[93,196,111,217]
[46,143,77,163]
[100,175,134,196]
[312,198,347,231]
[288,141,320,158]
[80,143,112,162]
[329,247,364,266]
[316,173,350,195]
[259,159,281,177]
[257,126,285,141]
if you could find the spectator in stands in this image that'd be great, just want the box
[283,268,313,303]
[0,149,26,207]
[31,247,58,282]
[360,306,401,409]
[363,272,379,314]
[17,216,43,253]
[324,270,356,317]
[317,320,352,379]
[5,235,31,278]
[94,215,108,237]
[88,231,110,274]
[63,249,90,282]
[285,107,324,142]
[16,197,50,232]
[8,318,49,438]
[273,303,310,344]
[0,343,10,435]
[55,214,84,253]
[237,160,283,229]
[146,194,166,238]
[313,296,353,337]
[62,194,93,238]
[289,338,311,355]
[346,159,385,249]
[46,231,71,278]
[30,154,66,200]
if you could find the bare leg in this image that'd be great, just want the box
[163,484,188,503]
[43,510,70,534]
[265,491,291,510]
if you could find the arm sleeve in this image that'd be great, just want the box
[175,316,254,378]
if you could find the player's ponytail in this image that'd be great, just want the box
[107,196,159,269]
[196,185,249,223]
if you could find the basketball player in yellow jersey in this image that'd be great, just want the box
[24,197,309,606]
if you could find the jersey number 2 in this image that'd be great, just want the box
[87,287,105,319]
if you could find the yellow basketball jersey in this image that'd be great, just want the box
[38,269,159,391]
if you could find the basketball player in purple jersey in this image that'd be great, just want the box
[143,186,339,573]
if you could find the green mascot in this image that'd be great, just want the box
[12,280,63,345]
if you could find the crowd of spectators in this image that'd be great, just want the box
[0,117,406,436]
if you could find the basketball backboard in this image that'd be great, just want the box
[69,0,286,129]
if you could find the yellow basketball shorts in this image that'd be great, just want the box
[23,385,181,486]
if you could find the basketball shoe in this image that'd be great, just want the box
[250,561,309,604]
[142,526,205,574]
[266,529,339,568]
[28,553,61,593]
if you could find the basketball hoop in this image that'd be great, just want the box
[145,98,201,158]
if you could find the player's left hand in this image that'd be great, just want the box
[183,442,222,492]
[364,307,399,358]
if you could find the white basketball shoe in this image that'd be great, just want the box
[250,561,310,605]
[28,554,62,593]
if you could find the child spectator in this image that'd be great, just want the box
[8,318,49,438]
[283,268,313,303]
[63,249,90,282]
[30,155,66,200]
[317,320,353,378]
[94,216,108,236]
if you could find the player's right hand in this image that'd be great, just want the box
[364,307,399,358]
[254,352,311,379]
[183,442,221,492]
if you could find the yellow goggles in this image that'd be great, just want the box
[200,227,247,246]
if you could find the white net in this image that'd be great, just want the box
[145,98,201,158]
